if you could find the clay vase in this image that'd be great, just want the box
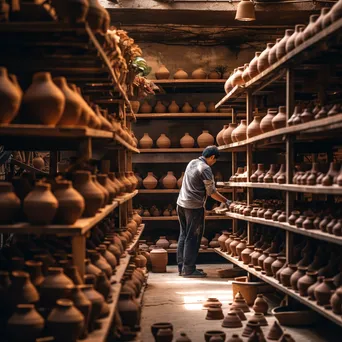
[168,100,179,113]
[23,182,58,225]
[223,123,237,145]
[139,100,152,113]
[21,72,65,126]
[155,101,166,113]
[231,120,247,142]
[286,25,306,52]
[47,299,84,342]
[174,68,189,79]
[231,67,245,87]
[303,14,320,41]
[297,271,318,297]
[139,133,153,148]
[143,172,158,189]
[197,130,214,148]
[294,26,306,47]
[331,287,342,314]
[180,133,195,148]
[157,134,171,148]
[25,260,44,288]
[260,108,277,133]
[216,125,228,146]
[322,162,340,186]
[247,116,262,138]
[73,171,104,217]
[0,182,20,223]
[280,264,297,287]
[249,52,261,79]
[241,245,254,264]
[155,65,170,80]
[156,236,170,249]
[98,174,116,201]
[276,30,294,60]
[272,106,287,129]
[290,266,307,291]
[197,101,207,113]
[252,294,268,314]
[163,172,177,189]
[314,278,335,305]
[182,102,193,113]
[92,175,108,206]
[263,253,278,276]
[0,67,21,124]
[7,304,44,342]
[53,180,84,225]
[150,246,168,272]
[224,70,235,94]
[271,256,286,277]
[300,108,314,123]
[242,63,251,83]
[257,43,274,73]
[268,38,281,66]
[192,68,207,79]
[264,164,278,183]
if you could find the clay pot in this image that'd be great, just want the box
[276,30,294,60]
[32,157,44,170]
[271,256,286,277]
[231,67,245,87]
[206,305,224,320]
[143,172,158,189]
[181,102,193,113]
[330,286,342,314]
[156,236,170,249]
[23,182,58,225]
[257,43,274,73]
[140,100,152,113]
[286,25,306,52]
[150,246,168,272]
[73,171,104,217]
[155,133,170,148]
[155,101,166,113]
[176,172,185,189]
[216,125,227,146]
[249,52,261,79]
[314,278,335,305]
[0,182,20,223]
[280,264,297,287]
[139,133,153,148]
[242,63,251,83]
[192,68,207,79]
[288,211,300,225]
[179,133,195,148]
[251,164,264,182]
[300,108,314,123]
[267,321,283,340]
[155,65,170,80]
[263,253,278,276]
[88,250,112,279]
[174,68,188,79]
[218,231,230,251]
[224,70,234,94]
[47,299,84,342]
[7,304,44,342]
[260,108,277,133]
[0,67,21,124]
[197,101,207,113]
[21,72,65,126]
[294,26,305,47]
[221,312,242,328]
[118,292,139,328]
[264,164,278,183]
[168,100,179,113]
[252,294,268,314]
[223,123,237,145]
[232,120,247,142]
[68,84,91,126]
[272,106,286,129]
[25,260,44,288]
[208,102,217,113]
[297,271,318,297]
[156,328,173,342]
[92,175,108,206]
[303,14,320,41]
[197,130,214,148]
[236,240,247,259]
[267,38,280,66]
[162,172,177,189]
[241,245,254,265]
[247,116,262,138]
[288,106,301,125]
[204,331,226,342]
[322,162,340,186]
[151,322,173,339]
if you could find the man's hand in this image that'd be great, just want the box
[226,199,232,208]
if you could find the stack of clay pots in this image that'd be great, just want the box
[155,65,218,80]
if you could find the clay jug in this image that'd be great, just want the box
[154,101,166,113]
[156,236,170,249]
[223,123,237,145]
[168,100,179,113]
[0,182,20,223]
[155,65,170,80]
[139,133,153,148]
[180,133,195,148]
[297,271,318,296]
[224,69,235,93]
[21,72,65,126]
[92,175,108,205]
[257,43,274,73]
[23,182,58,225]
[88,250,112,279]
[150,246,168,272]
[182,102,193,113]
[268,38,281,65]
[197,130,214,148]
[231,67,245,87]
[276,30,294,60]
[140,100,152,113]
[53,77,82,126]
[32,157,44,170]
[216,125,228,146]
[314,278,335,305]
[163,172,177,189]
[303,14,320,41]
[192,68,207,79]
[177,172,184,188]
[197,101,207,113]
[280,264,297,287]
[174,68,188,79]
[294,26,305,47]
[143,172,158,189]
[118,292,139,328]
[260,108,277,133]
[249,52,261,79]
[286,25,305,52]
[53,180,84,225]
[97,174,116,201]
[242,63,251,83]
[322,162,340,186]
[25,260,44,288]
[157,134,171,148]
[252,294,268,314]
[231,120,247,142]
[208,102,217,113]
[68,84,90,126]
[47,299,84,342]
[0,67,21,124]
[272,106,287,129]
[331,287,342,314]
[7,304,44,342]
[52,0,89,23]
[247,116,262,138]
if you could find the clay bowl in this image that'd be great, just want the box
[151,322,173,338]
[222,312,243,328]
[249,312,268,326]
[203,297,222,309]
[204,330,226,342]
[206,305,224,320]
[272,306,319,326]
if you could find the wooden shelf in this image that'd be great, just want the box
[139,148,204,153]
[112,134,140,153]
[142,215,232,221]
[135,112,232,119]
[217,182,342,195]
[167,248,215,253]
[153,79,226,85]
[137,188,236,194]
[214,248,342,328]
[225,212,342,246]
[126,224,145,254]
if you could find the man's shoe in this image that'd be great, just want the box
[183,269,207,278]
[179,268,203,276]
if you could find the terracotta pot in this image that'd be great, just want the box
[271,256,286,277]
[216,125,227,146]
[288,211,300,225]
[314,278,335,305]
[236,240,247,259]
[295,26,305,47]
[98,173,116,200]
[218,231,230,251]
[139,100,152,113]
[329,0,342,22]
[176,172,185,189]
[0,182,20,223]
[263,253,278,276]
[150,246,168,272]
[231,67,245,87]
[249,52,261,79]
[179,133,195,148]
[168,100,179,113]
[139,132,153,148]
[251,164,264,182]
[209,70,221,79]
[156,236,169,248]
[297,271,318,297]
[156,134,171,148]
[117,291,140,329]
[155,65,170,80]
[286,25,306,52]
[130,101,140,115]
[231,120,247,142]
[223,123,237,145]
[264,164,278,183]
[87,0,106,33]
[257,43,274,73]
[330,286,342,314]
[156,328,173,342]
[197,101,207,113]
[252,294,268,314]
[276,30,294,60]
[155,101,166,113]
[300,108,314,123]
[163,171,177,189]
[88,250,112,279]
[272,106,287,129]
[181,102,193,113]
[0,67,21,124]
[174,68,188,79]
[268,38,281,65]
[288,105,301,125]
[197,130,214,148]
[260,108,277,133]
[7,304,44,342]
[247,116,262,138]
[25,260,44,288]
[192,68,207,79]
[207,102,217,113]
[303,14,320,41]
[92,175,108,206]
[242,63,251,83]
[322,162,340,186]
[280,264,297,287]
[143,172,158,189]
[21,72,64,126]
[224,70,234,94]
[204,331,226,342]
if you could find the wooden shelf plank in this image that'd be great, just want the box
[135,112,232,119]
[153,79,226,84]
[225,212,342,246]
[137,188,236,194]
[214,248,342,327]
[218,182,342,195]
[142,215,232,221]
[139,148,204,153]
[167,248,215,253]
[127,224,145,254]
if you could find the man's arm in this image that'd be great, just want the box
[203,177,231,206]
[211,191,229,204]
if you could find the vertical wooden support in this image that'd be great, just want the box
[72,235,86,279]
[231,108,238,233]
[49,151,58,176]
[78,138,92,161]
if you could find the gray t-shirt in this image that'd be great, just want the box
[177,157,217,209]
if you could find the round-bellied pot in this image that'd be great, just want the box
[247,116,262,138]
[216,125,228,146]
[260,108,277,133]
[276,29,294,60]
[249,52,261,79]
[257,43,274,73]
[143,172,158,189]
[331,286,342,314]
[192,68,207,79]
[156,133,171,148]
[252,294,268,314]
[140,100,152,113]
[314,278,336,306]
[297,271,318,297]
[180,133,195,148]
[197,130,214,148]
[155,101,166,113]
[272,106,287,129]
[181,102,193,113]
[155,65,170,80]
[117,292,139,328]
[280,264,297,287]
[223,123,237,145]
[174,68,188,79]
[139,133,153,148]
[232,120,247,142]
[162,172,177,189]
[168,100,179,113]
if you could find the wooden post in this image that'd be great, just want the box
[49,151,58,176]
[246,91,253,244]
[72,235,86,279]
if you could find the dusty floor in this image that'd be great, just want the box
[140,264,341,342]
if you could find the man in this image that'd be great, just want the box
[176,145,231,278]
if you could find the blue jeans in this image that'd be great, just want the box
[176,205,205,275]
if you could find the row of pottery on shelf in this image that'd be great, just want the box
[139,131,215,148]
[155,66,227,80]
[152,234,221,249]
[224,3,342,93]
[141,171,183,189]
[139,100,217,114]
